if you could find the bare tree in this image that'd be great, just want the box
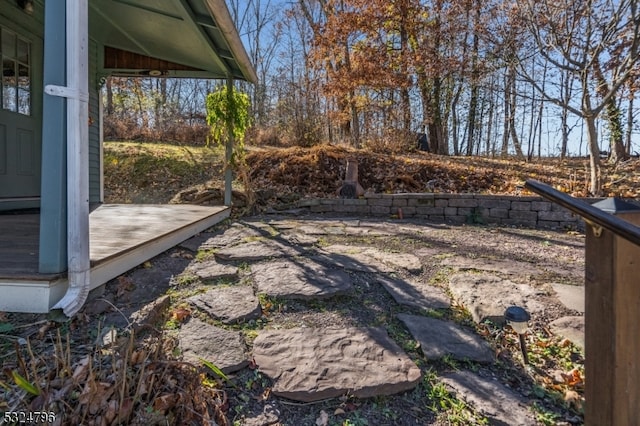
[516,0,640,194]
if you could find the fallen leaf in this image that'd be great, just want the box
[171,307,191,322]
[72,355,91,382]
[130,349,147,365]
[104,400,118,424]
[154,394,178,413]
[316,410,329,426]
[564,389,584,411]
[116,276,136,298]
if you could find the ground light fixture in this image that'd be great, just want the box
[504,306,531,364]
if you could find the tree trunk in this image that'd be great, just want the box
[501,71,510,157]
[431,77,447,155]
[350,94,360,148]
[508,67,525,159]
[466,84,478,156]
[451,85,462,155]
[466,6,480,157]
[626,96,634,155]
[593,59,627,163]
[105,77,113,115]
[484,79,495,156]
[605,97,627,163]
[585,115,602,195]
[399,2,411,132]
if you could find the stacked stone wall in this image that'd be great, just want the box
[289,193,612,230]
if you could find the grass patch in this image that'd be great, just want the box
[172,273,200,287]
[103,141,228,204]
[194,248,216,262]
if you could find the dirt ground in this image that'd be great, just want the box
[1,215,586,425]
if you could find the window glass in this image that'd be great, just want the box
[0,28,30,115]
[2,58,16,112]
[1,29,15,58]
[18,88,29,115]
[17,38,28,64]
[17,63,29,115]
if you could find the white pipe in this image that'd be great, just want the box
[48,0,91,317]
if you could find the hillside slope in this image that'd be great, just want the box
[104,142,640,205]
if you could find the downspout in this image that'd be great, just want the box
[45,0,91,317]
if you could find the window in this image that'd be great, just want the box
[1,27,31,115]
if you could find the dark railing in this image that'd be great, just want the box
[526,178,640,426]
[525,179,640,246]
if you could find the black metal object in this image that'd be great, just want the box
[338,183,357,199]
[525,180,640,246]
[505,306,531,365]
[505,306,531,323]
[417,132,430,152]
[591,197,640,213]
[518,334,529,365]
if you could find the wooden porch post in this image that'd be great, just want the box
[585,211,640,426]
[524,181,640,426]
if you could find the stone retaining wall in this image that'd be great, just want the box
[290,193,601,230]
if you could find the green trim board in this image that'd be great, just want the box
[38,0,66,273]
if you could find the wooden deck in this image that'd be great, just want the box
[0,204,229,313]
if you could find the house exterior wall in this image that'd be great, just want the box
[88,38,101,203]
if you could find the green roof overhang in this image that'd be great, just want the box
[89,0,257,82]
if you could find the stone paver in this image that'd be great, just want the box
[441,371,538,425]
[188,286,261,324]
[316,245,393,272]
[199,224,265,249]
[278,232,320,246]
[293,220,394,237]
[549,316,585,350]
[448,273,545,324]
[311,252,385,273]
[241,404,280,426]
[130,295,171,331]
[188,261,238,282]
[152,217,587,422]
[253,327,421,402]
[251,259,354,299]
[377,276,450,310]
[551,283,585,313]
[178,318,248,373]
[441,255,583,282]
[215,240,305,262]
[321,244,422,273]
[398,314,494,363]
[441,255,542,276]
[178,232,216,252]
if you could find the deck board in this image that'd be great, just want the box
[89,204,227,262]
[0,214,40,276]
[0,204,229,279]
[0,204,230,313]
